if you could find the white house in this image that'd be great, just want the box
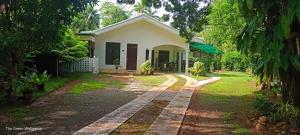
[78,14,204,74]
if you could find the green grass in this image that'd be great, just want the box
[33,77,69,99]
[200,71,257,134]
[133,75,168,86]
[69,73,126,95]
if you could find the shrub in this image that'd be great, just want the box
[252,94,274,116]
[253,94,300,124]
[274,102,300,124]
[189,61,204,76]
[140,60,154,75]
[30,71,51,91]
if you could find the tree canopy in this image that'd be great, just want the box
[52,29,88,61]
[237,0,300,107]
[70,5,100,33]
[200,0,249,71]
[0,0,96,101]
[101,2,131,27]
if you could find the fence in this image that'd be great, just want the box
[59,57,99,74]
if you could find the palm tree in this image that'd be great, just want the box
[71,5,100,33]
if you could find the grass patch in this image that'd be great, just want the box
[69,73,126,95]
[33,77,69,99]
[133,75,168,86]
[111,75,186,135]
[169,75,186,90]
[200,72,257,134]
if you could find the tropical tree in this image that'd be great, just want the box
[133,2,169,22]
[70,5,100,33]
[200,0,249,71]
[236,0,300,107]
[0,0,96,103]
[52,29,88,61]
[100,2,131,27]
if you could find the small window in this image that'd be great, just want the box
[105,42,120,65]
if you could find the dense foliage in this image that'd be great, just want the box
[101,2,131,27]
[70,5,100,33]
[189,61,204,76]
[0,0,96,103]
[200,0,249,72]
[236,0,300,107]
[140,60,154,75]
[52,29,88,61]
[253,94,300,124]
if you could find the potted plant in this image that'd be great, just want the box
[113,59,120,73]
[30,71,50,91]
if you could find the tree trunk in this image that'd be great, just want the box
[280,19,300,108]
[280,69,300,108]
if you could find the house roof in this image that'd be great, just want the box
[79,14,204,43]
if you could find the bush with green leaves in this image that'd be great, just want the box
[140,60,154,75]
[189,61,204,76]
[252,94,275,116]
[221,51,250,72]
[253,94,300,124]
[30,71,50,86]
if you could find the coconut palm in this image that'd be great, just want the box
[71,5,100,33]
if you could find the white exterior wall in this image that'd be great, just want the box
[93,20,188,73]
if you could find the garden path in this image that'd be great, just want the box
[73,75,177,135]
[146,76,220,135]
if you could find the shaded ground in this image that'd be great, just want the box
[111,75,186,135]
[0,74,155,135]
[179,72,258,135]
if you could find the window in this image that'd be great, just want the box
[105,42,120,65]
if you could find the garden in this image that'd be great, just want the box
[1,0,300,134]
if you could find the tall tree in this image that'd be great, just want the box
[133,2,169,22]
[52,29,88,61]
[70,5,100,33]
[200,0,249,71]
[0,0,96,102]
[237,0,300,107]
[100,2,131,27]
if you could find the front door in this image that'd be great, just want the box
[158,51,169,71]
[126,44,138,70]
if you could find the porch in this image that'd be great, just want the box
[145,45,189,73]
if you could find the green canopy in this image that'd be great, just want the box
[190,42,223,55]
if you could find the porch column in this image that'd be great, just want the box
[149,48,153,64]
[178,51,182,72]
[185,49,189,74]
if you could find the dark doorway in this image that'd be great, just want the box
[126,44,138,70]
[158,50,169,71]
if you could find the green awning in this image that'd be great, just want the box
[190,42,223,55]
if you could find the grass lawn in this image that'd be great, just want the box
[0,72,126,120]
[133,75,168,86]
[200,71,257,134]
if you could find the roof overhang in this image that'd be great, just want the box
[77,14,204,43]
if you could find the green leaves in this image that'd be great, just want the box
[246,0,253,9]
[52,29,88,61]
[101,2,131,27]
